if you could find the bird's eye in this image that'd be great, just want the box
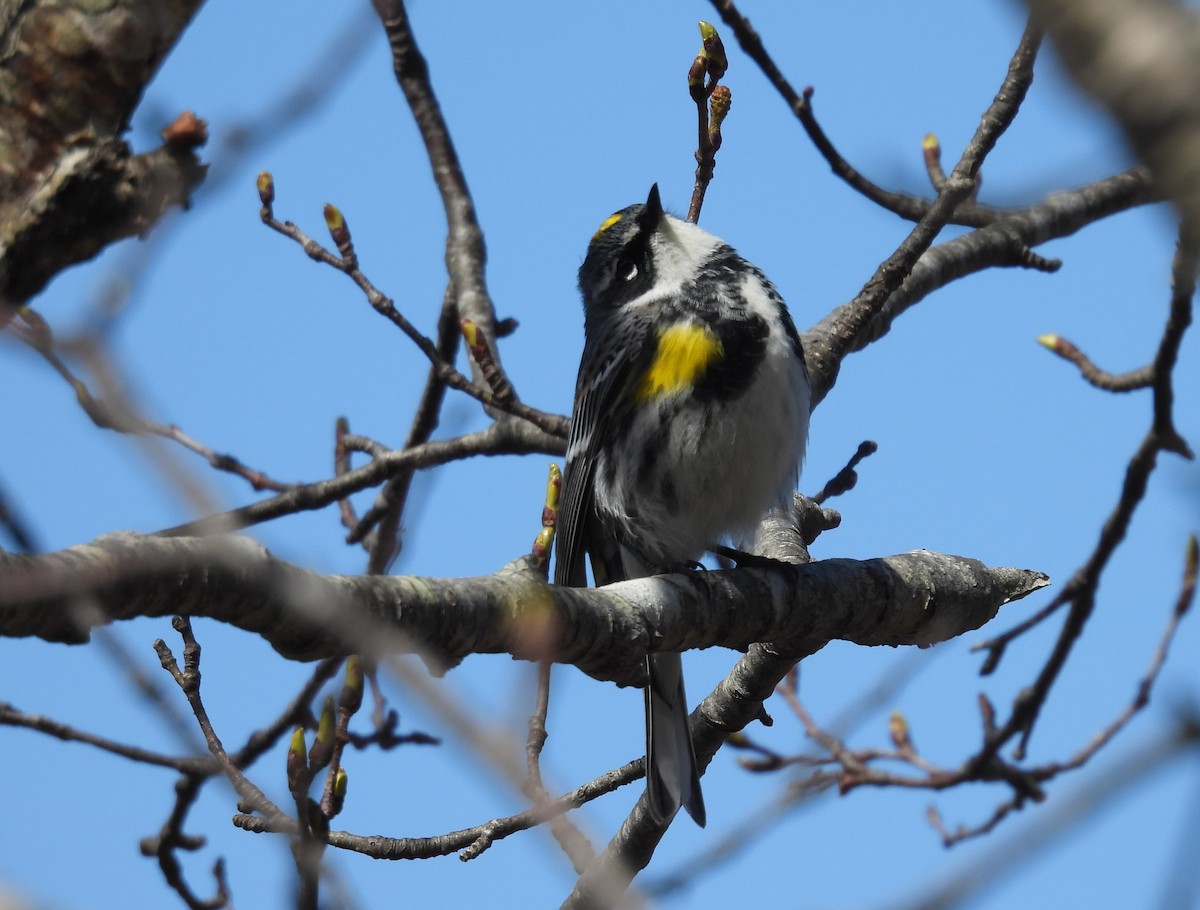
[618,257,638,282]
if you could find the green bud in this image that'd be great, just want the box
[323,203,352,255]
[287,725,308,791]
[698,21,727,81]
[309,695,335,771]
[340,656,364,717]
[256,171,275,207]
[330,767,349,817]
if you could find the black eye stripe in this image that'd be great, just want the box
[577,203,659,309]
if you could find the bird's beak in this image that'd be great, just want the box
[640,183,664,232]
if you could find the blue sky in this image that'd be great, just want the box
[3,2,1199,908]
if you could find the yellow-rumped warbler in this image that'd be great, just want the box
[554,185,810,827]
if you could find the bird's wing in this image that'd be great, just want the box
[554,325,652,588]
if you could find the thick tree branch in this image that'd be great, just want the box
[0,534,1046,684]
[0,0,208,306]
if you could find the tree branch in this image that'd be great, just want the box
[0,534,1046,683]
[0,0,208,306]
[803,166,1151,405]
[369,0,505,378]
[796,20,1043,406]
[158,419,562,538]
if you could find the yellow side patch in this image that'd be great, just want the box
[636,322,724,401]
[592,212,623,242]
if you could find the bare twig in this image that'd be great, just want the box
[236,757,642,861]
[708,0,1019,229]
[8,309,296,493]
[885,716,1200,910]
[369,0,507,383]
[0,655,339,775]
[519,660,597,872]
[812,440,877,504]
[257,192,562,438]
[159,419,562,539]
[157,618,316,904]
[360,289,462,569]
[525,662,553,792]
[975,229,1197,766]
[687,21,731,222]
[139,774,229,910]
[0,701,203,771]
[155,618,290,825]
[334,417,362,534]
[79,9,377,335]
[1037,333,1155,391]
[646,652,936,898]
[768,534,1195,848]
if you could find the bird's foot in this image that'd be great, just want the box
[713,545,793,570]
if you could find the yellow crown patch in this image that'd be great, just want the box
[592,213,623,242]
[636,322,724,401]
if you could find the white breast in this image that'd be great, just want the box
[596,271,809,567]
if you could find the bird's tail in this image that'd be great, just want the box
[644,651,706,827]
